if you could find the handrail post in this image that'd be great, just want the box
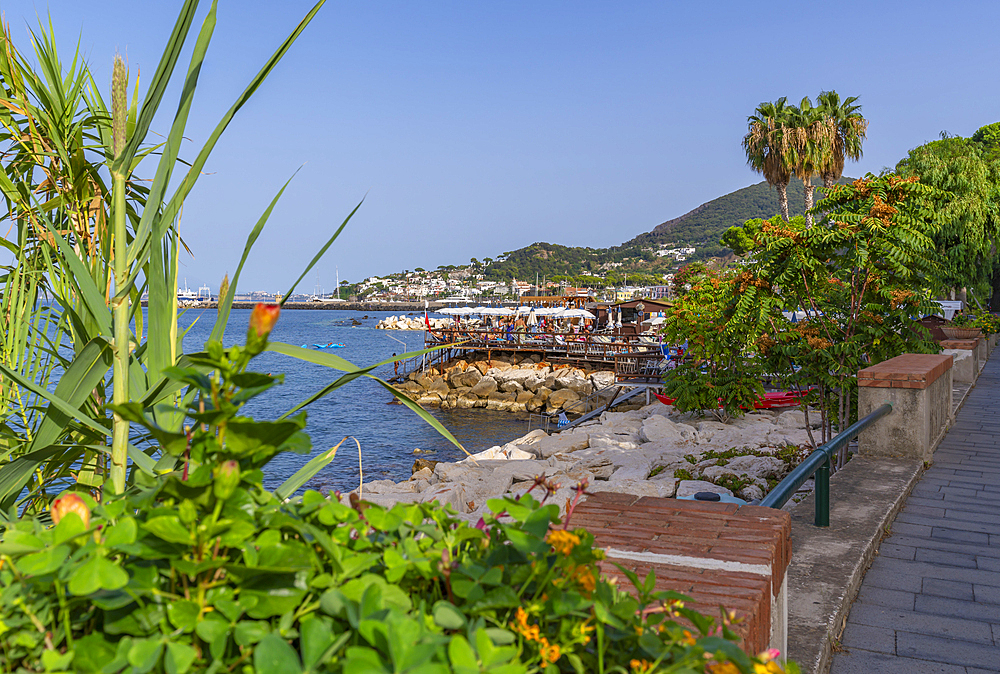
[814,456,830,527]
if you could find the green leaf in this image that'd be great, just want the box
[299,615,337,670]
[167,600,200,633]
[274,441,342,501]
[104,516,138,547]
[42,649,74,671]
[69,557,103,596]
[280,198,362,303]
[432,600,467,630]
[164,642,197,674]
[18,544,69,576]
[254,634,303,674]
[142,516,192,544]
[234,620,271,646]
[448,635,479,674]
[127,638,164,674]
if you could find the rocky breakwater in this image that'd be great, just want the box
[394,354,620,414]
[376,315,450,330]
[346,401,820,522]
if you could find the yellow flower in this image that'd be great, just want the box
[577,619,595,644]
[707,663,740,674]
[753,663,784,674]
[546,529,580,555]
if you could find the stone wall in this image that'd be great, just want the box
[394,353,620,414]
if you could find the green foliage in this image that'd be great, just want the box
[973,313,1000,335]
[718,175,941,455]
[896,135,1000,301]
[0,338,784,674]
[660,270,766,421]
[971,122,1000,161]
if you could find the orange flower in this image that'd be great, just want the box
[682,629,697,646]
[546,529,580,555]
[51,493,90,529]
[630,659,653,673]
[539,641,561,664]
[249,303,280,338]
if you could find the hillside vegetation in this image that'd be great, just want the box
[478,178,849,283]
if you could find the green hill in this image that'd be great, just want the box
[476,179,850,284]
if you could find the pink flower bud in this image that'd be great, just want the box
[213,460,241,500]
[249,303,280,339]
[51,493,90,529]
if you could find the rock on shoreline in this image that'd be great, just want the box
[344,400,819,520]
[394,353,621,415]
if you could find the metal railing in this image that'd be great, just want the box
[759,403,893,526]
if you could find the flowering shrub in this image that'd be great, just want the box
[0,308,797,673]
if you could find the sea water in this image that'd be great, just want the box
[179,308,529,493]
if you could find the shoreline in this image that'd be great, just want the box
[347,397,820,521]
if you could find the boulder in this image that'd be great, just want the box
[470,376,498,397]
[500,380,524,393]
[412,458,440,474]
[590,478,676,499]
[516,391,535,405]
[530,432,590,458]
[410,466,434,481]
[429,378,450,396]
[675,480,734,499]
[776,409,820,430]
[512,429,549,446]
[591,371,616,389]
[608,455,652,481]
[639,415,688,443]
[546,388,581,411]
[456,393,479,409]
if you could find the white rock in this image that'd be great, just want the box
[590,479,675,499]
[776,409,821,430]
[591,371,616,389]
[639,415,693,443]
[410,467,433,481]
[512,429,549,446]
[531,432,590,458]
[608,455,652,481]
[675,480,734,499]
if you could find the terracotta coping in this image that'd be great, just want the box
[938,338,981,350]
[857,353,952,390]
[574,492,791,655]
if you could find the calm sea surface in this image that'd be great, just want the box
[177,308,528,493]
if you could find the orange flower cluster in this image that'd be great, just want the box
[860,311,885,324]
[851,177,871,197]
[761,220,801,243]
[630,659,654,673]
[756,333,776,355]
[869,195,898,226]
[889,289,915,309]
[546,529,580,556]
[511,607,561,664]
[806,336,833,350]
[735,271,770,293]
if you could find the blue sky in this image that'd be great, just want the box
[5,1,1000,292]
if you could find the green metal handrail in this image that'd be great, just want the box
[759,403,893,526]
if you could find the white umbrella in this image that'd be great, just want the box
[527,310,538,327]
[554,308,596,319]
[643,316,666,326]
[516,306,534,314]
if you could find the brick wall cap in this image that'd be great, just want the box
[857,353,951,389]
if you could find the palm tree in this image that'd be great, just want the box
[816,91,868,188]
[743,98,794,221]
[786,97,835,227]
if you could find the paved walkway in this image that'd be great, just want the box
[831,354,1000,673]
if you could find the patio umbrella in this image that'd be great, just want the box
[643,316,666,326]
[527,310,538,327]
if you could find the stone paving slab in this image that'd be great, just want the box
[831,354,1000,673]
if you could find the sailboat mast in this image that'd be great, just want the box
[336,266,340,300]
